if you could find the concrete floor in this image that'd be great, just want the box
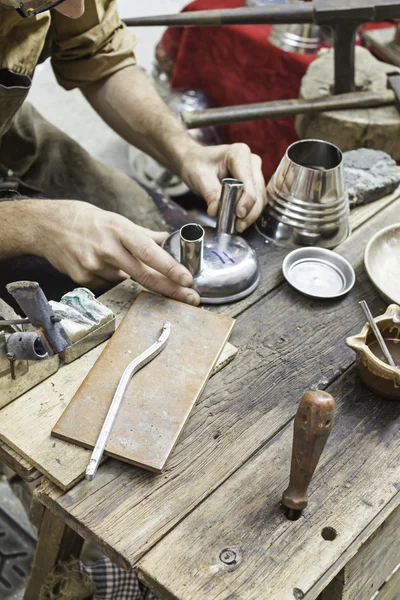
[28,0,187,173]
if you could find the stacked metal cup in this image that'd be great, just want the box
[258,139,350,249]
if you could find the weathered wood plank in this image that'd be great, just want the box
[0,441,41,482]
[24,508,84,600]
[0,282,140,490]
[0,188,396,491]
[319,503,400,600]
[35,198,400,569]
[375,566,400,600]
[138,366,400,600]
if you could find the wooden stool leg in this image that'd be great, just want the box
[24,508,84,600]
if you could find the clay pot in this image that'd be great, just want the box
[346,305,400,400]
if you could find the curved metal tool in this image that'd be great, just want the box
[85,322,171,481]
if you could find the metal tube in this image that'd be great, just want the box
[6,332,48,361]
[359,301,396,368]
[333,22,359,94]
[217,178,244,234]
[181,90,395,129]
[123,5,315,28]
[180,223,205,277]
[85,322,171,481]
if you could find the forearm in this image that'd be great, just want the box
[82,66,198,174]
[0,200,47,260]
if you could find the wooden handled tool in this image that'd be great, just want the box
[282,390,334,520]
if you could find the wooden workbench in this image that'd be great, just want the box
[1,190,400,600]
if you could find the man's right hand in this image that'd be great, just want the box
[14,199,201,306]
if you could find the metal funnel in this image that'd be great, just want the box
[163,179,260,304]
[258,139,350,249]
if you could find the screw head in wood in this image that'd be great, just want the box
[219,548,237,565]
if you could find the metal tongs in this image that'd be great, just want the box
[85,322,171,481]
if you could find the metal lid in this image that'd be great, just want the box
[282,247,355,299]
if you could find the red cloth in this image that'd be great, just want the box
[161,1,395,181]
[161,0,316,181]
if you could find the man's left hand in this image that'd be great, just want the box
[179,143,266,232]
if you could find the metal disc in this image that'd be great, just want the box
[283,247,355,299]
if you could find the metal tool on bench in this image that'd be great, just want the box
[4,281,70,357]
[282,390,335,520]
[85,322,172,481]
[162,179,260,304]
[0,281,71,408]
[123,0,400,96]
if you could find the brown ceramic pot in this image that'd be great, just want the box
[346,304,400,400]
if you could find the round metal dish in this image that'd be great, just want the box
[283,247,355,299]
[162,228,260,304]
[364,223,400,305]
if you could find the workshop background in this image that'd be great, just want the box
[29,0,188,174]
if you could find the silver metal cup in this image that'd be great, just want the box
[258,139,350,249]
[269,23,321,54]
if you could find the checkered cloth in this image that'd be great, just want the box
[83,558,159,600]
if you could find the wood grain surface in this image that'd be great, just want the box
[138,366,400,600]
[320,503,400,600]
[36,197,400,572]
[0,190,392,491]
[53,292,234,472]
[0,441,41,482]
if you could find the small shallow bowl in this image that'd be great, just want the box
[365,223,400,305]
[282,247,355,299]
[346,305,400,400]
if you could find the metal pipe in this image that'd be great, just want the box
[217,178,244,234]
[180,223,205,277]
[181,90,395,129]
[86,322,171,481]
[6,332,48,361]
[122,5,315,28]
[333,22,359,94]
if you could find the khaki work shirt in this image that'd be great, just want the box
[0,0,137,138]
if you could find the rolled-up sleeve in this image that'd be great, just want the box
[50,0,136,90]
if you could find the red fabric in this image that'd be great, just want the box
[161,0,395,181]
[162,0,316,181]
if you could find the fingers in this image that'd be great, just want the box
[142,229,170,245]
[236,154,266,231]
[131,262,201,306]
[119,227,194,287]
[225,144,258,222]
[202,172,224,218]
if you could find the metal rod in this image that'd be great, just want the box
[333,22,359,94]
[85,322,172,481]
[0,318,29,326]
[180,224,204,277]
[181,90,395,129]
[217,178,244,234]
[359,301,396,368]
[122,5,315,28]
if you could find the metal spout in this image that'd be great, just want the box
[180,223,205,277]
[217,178,244,234]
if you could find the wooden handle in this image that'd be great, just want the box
[282,390,334,512]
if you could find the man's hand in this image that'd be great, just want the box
[14,200,200,305]
[84,68,266,232]
[179,143,266,233]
